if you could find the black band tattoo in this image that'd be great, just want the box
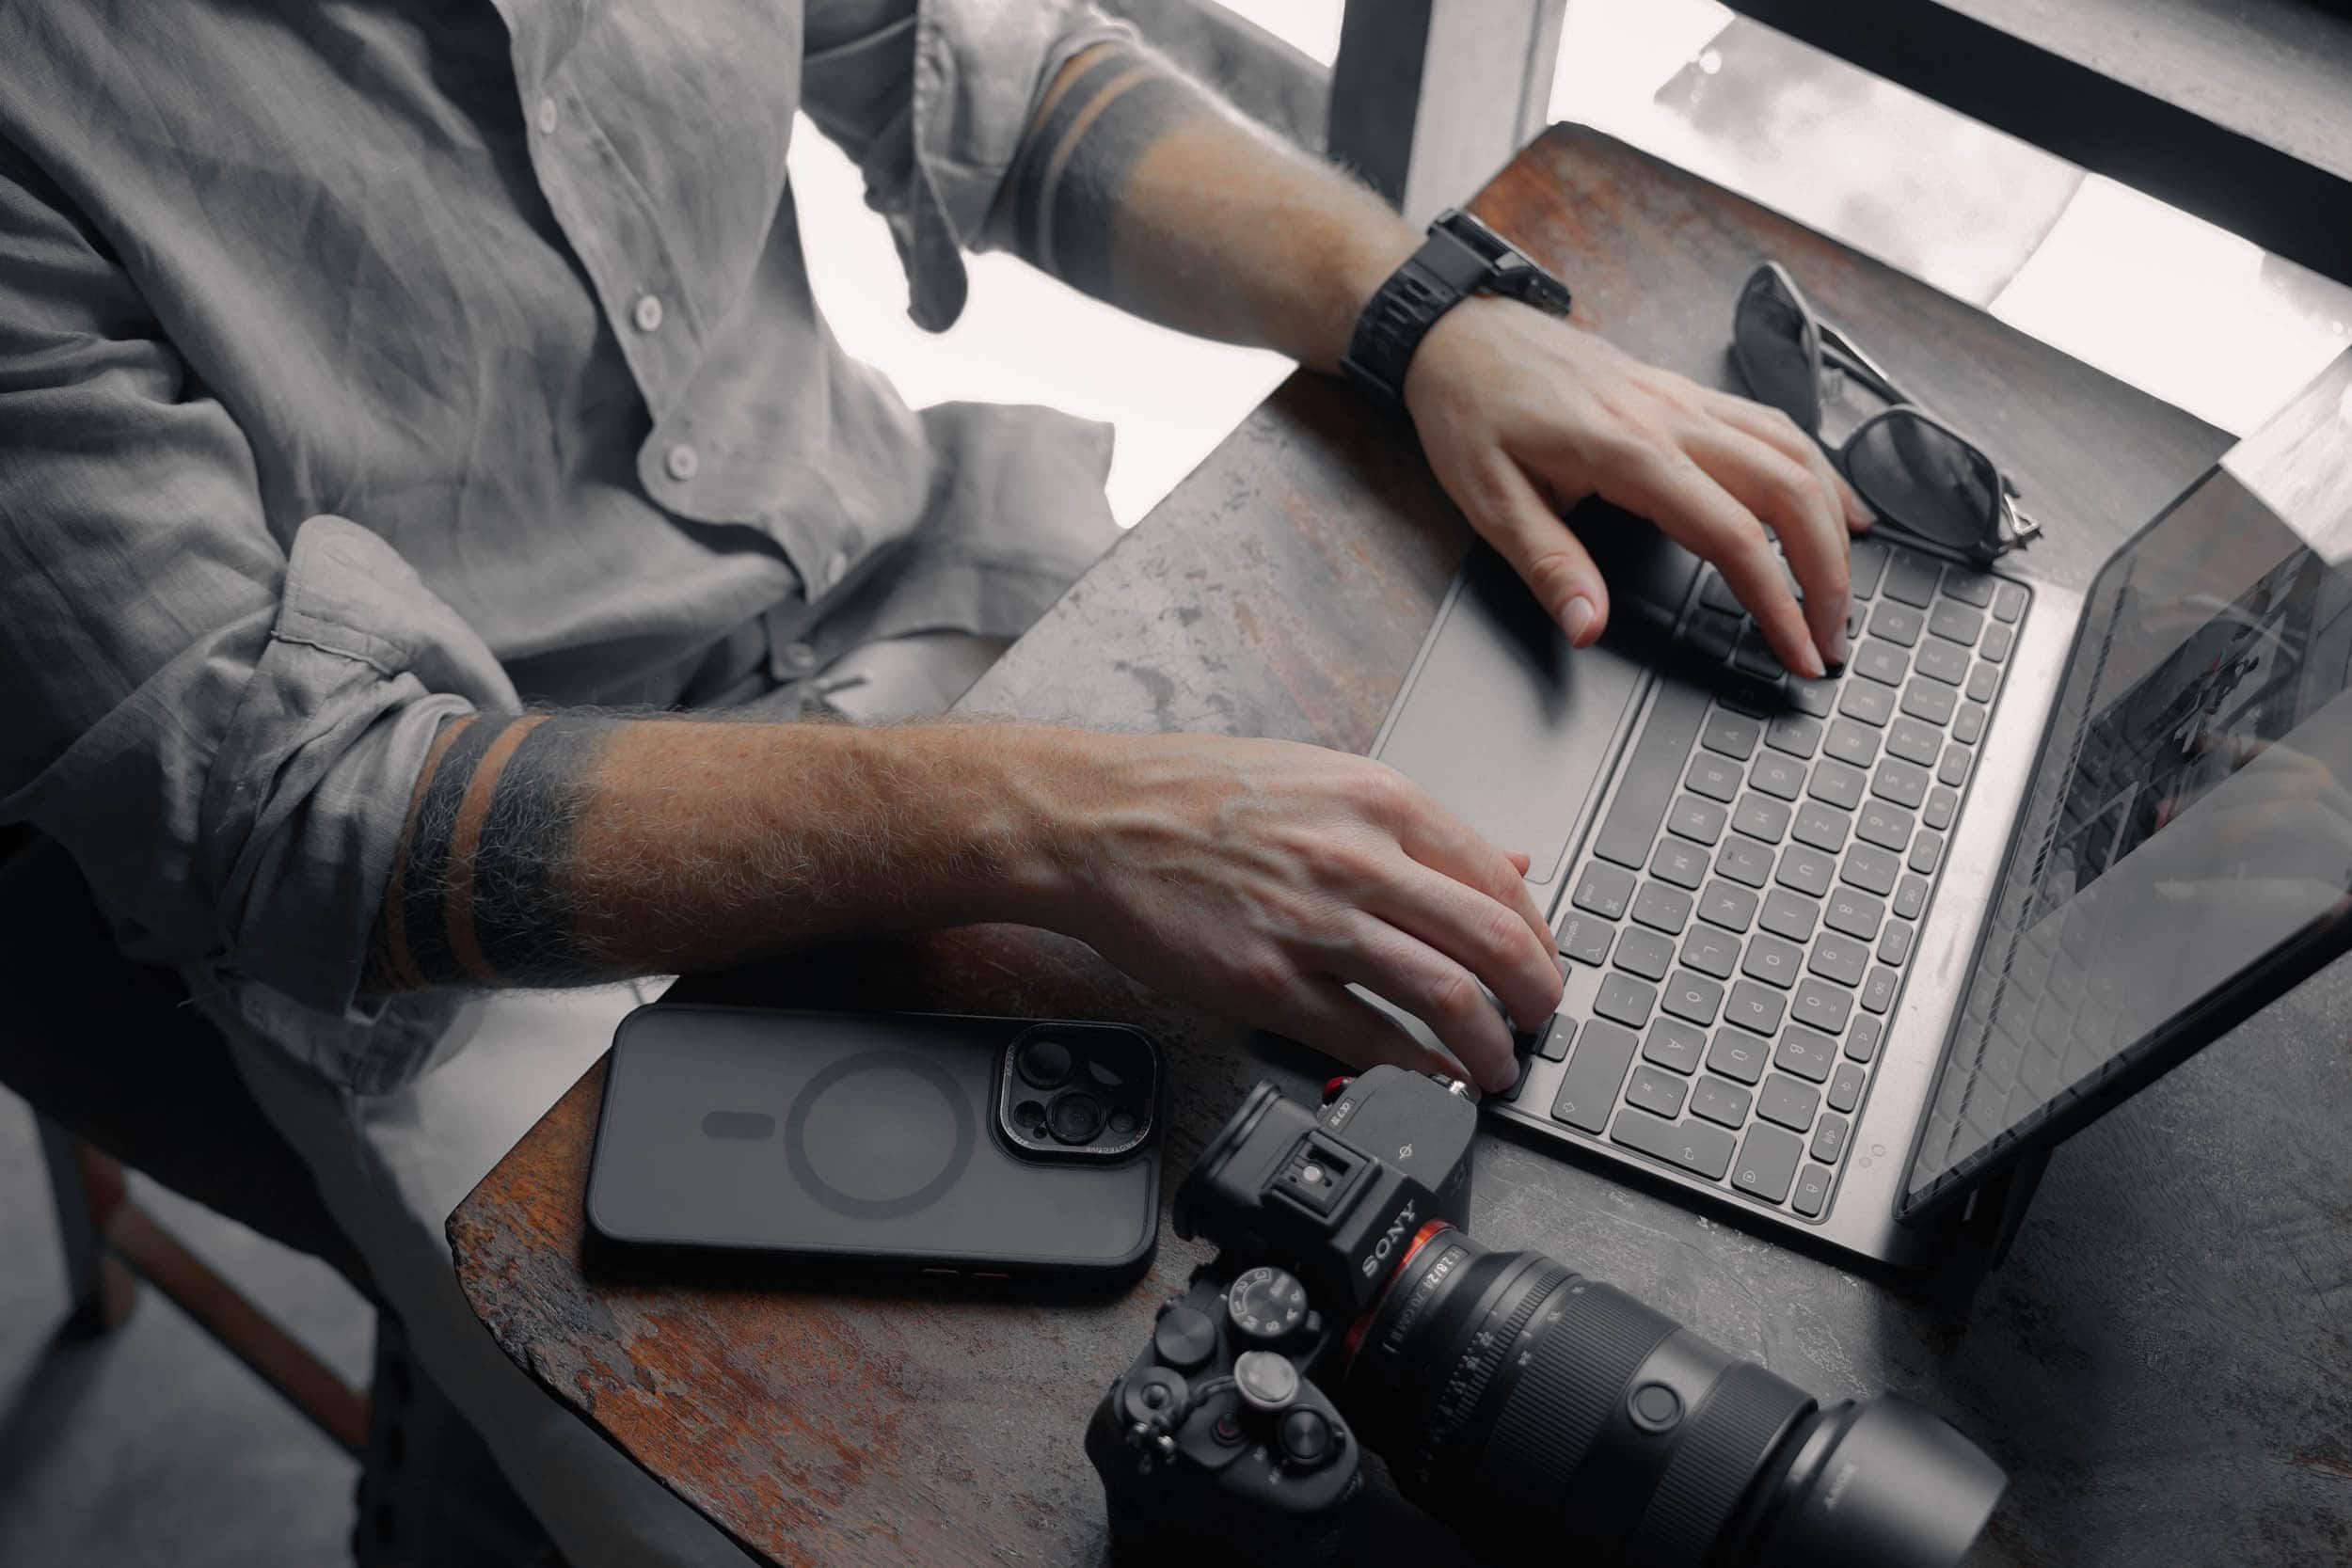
[1007,44,1201,298]
[371,712,618,990]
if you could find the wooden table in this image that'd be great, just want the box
[450,127,2352,1567]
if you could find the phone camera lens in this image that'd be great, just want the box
[1018,1037,1073,1089]
[1049,1091,1105,1146]
[1107,1108,1138,1136]
[1012,1099,1049,1135]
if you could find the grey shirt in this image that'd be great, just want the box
[0,0,1125,1090]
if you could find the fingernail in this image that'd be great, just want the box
[1828,617,1851,671]
[1560,596,1596,646]
[1799,641,1827,679]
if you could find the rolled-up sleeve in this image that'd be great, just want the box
[0,146,515,1089]
[801,0,1132,330]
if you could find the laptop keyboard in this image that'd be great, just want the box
[1507,538,2029,1223]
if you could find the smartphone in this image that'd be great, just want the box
[585,1004,1163,1285]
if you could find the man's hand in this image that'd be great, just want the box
[1027,732,1563,1091]
[1404,296,1871,677]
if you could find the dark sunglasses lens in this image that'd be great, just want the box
[1734,273,1817,429]
[1848,413,1997,548]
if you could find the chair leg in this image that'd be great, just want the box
[35,1114,139,1333]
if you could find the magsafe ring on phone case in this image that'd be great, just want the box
[783,1049,977,1219]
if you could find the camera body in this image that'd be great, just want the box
[1085,1067,1476,1560]
[1089,1066,2009,1568]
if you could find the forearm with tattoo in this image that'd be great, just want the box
[1001,40,1415,371]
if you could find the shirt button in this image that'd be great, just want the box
[535,96,559,135]
[782,641,818,673]
[664,443,699,482]
[632,294,663,333]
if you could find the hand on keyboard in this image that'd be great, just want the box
[1034,733,1564,1091]
[1401,296,1870,677]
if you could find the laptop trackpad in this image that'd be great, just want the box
[1374,540,1669,894]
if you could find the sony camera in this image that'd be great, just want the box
[1086,1066,2007,1566]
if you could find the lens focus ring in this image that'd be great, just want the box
[1481,1278,1677,1525]
[1624,1360,1814,1568]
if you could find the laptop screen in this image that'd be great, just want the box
[1904,463,2352,1213]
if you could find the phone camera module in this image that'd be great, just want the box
[1012,1099,1049,1135]
[1018,1037,1074,1089]
[1048,1090,1107,1146]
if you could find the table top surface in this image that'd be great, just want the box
[451,126,2352,1568]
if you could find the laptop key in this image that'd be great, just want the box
[1868,600,1923,647]
[1811,1115,1851,1164]
[1827,1061,1865,1114]
[1807,756,1868,810]
[1767,714,1823,759]
[1787,677,1838,718]
[1660,969,1724,1026]
[1691,1075,1753,1129]
[1707,1024,1771,1083]
[1860,966,1899,1015]
[1776,844,1836,897]
[1701,705,1762,759]
[1652,838,1708,890]
[1759,887,1820,942]
[1741,931,1804,989]
[1500,1053,1534,1102]
[1843,843,1901,895]
[1685,752,1741,804]
[1698,879,1759,931]
[1699,571,1742,615]
[1774,1025,1838,1084]
[1714,833,1775,889]
[1856,799,1914,851]
[1909,830,1945,875]
[1824,886,1884,942]
[1927,599,1983,645]
[1732,793,1792,843]
[1756,1073,1820,1131]
[1892,874,1929,921]
[1551,1020,1640,1132]
[1643,1019,1708,1074]
[1838,679,1896,726]
[1936,745,1970,788]
[1954,702,1988,745]
[1627,1065,1688,1119]
[1851,639,1909,687]
[1923,784,1958,831]
[1791,800,1849,853]
[1992,580,2027,623]
[1809,934,1869,988]
[1611,1106,1735,1181]
[1731,625,1785,680]
[1613,927,1675,981]
[1849,538,1888,597]
[1887,716,1942,768]
[1915,638,1969,686]
[1631,880,1694,934]
[1724,981,1786,1037]
[1844,1015,1883,1063]
[1980,622,2014,662]
[1882,548,1941,608]
[1871,757,1931,810]
[1750,752,1806,800]
[1594,683,1710,867]
[1558,911,1614,966]
[1671,793,1730,846]
[1879,919,1915,966]
[1791,976,1852,1035]
[1572,862,1636,919]
[1679,925,1740,980]
[1940,567,1994,607]
[1825,718,1881,768]
[1732,1124,1805,1203]
[1535,1015,1576,1061]
[1791,1163,1834,1217]
[1689,609,1740,661]
[1964,661,1999,705]
[1899,679,1958,726]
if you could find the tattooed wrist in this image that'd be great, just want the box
[1008,42,1204,297]
[370,711,619,991]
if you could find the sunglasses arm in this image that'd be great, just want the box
[1818,321,1912,407]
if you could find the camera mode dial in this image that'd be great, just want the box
[1226,1265,1310,1344]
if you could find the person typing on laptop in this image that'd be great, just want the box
[0,4,1861,1561]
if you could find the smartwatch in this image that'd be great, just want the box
[1341,208,1573,409]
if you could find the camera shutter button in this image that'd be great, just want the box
[1232,1350,1300,1414]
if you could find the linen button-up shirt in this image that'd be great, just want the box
[0,0,1126,1089]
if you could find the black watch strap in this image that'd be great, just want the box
[1341,209,1571,408]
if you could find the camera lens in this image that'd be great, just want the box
[1343,1228,2004,1567]
[1018,1037,1073,1089]
[1048,1091,1106,1146]
[1011,1099,1048,1135]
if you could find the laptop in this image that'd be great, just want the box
[1367,357,2352,1267]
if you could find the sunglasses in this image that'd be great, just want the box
[1732,261,2039,566]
